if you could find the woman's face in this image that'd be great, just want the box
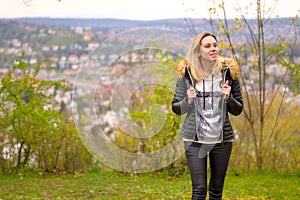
[199,36,219,62]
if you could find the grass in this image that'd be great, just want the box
[0,169,299,200]
[46,35,80,46]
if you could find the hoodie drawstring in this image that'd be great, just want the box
[202,74,215,110]
[212,74,214,110]
[202,79,205,110]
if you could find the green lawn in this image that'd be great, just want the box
[0,170,299,199]
[46,35,80,46]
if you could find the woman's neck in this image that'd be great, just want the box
[200,59,214,76]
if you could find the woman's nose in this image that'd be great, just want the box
[211,46,218,52]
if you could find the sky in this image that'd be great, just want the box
[0,0,299,20]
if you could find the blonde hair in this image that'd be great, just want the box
[186,31,223,82]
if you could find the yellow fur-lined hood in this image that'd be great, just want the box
[176,57,241,80]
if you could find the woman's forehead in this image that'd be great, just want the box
[201,36,217,44]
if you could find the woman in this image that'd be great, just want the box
[172,32,243,200]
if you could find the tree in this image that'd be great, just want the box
[107,49,184,172]
[205,0,300,171]
[0,57,92,171]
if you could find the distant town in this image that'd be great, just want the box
[0,17,299,137]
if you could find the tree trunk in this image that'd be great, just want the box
[16,141,25,167]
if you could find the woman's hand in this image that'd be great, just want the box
[222,80,231,100]
[187,86,197,104]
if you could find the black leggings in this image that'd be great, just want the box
[184,141,232,200]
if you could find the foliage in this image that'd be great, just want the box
[206,0,300,171]
[0,56,92,172]
[113,51,182,154]
[230,91,300,172]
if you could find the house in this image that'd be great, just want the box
[68,54,79,64]
[80,54,89,63]
[11,39,21,48]
[88,41,99,51]
[29,57,38,65]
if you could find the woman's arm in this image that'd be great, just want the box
[172,77,193,115]
[226,79,243,116]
